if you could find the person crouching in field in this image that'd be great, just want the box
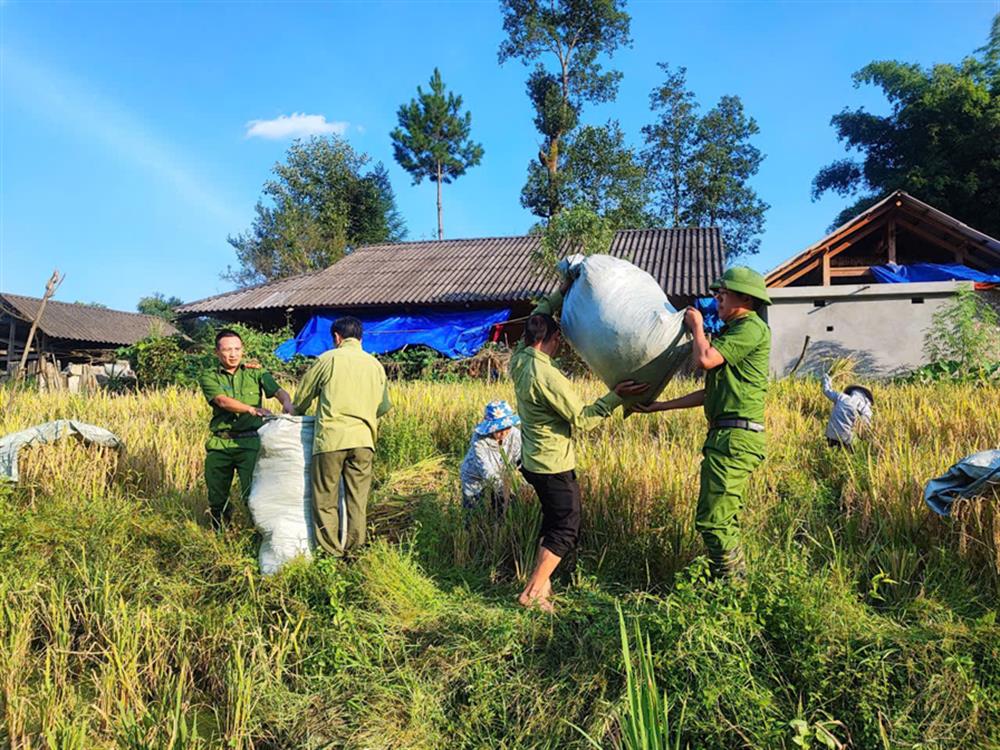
[822,373,873,449]
[510,286,647,611]
[293,317,392,559]
[633,267,771,581]
[460,400,523,514]
[199,329,294,530]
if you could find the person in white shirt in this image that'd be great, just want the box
[460,400,522,513]
[822,374,873,448]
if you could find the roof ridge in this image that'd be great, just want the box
[0,292,164,318]
[353,226,712,251]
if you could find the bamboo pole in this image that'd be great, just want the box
[17,270,63,379]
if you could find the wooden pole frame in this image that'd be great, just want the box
[17,270,63,379]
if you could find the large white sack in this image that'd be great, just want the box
[557,254,692,404]
[249,416,318,575]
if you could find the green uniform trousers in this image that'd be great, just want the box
[696,428,766,559]
[205,444,260,520]
[311,447,375,556]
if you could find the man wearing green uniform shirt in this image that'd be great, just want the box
[293,317,392,558]
[634,267,771,580]
[200,329,294,530]
[511,287,647,611]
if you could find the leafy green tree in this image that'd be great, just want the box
[642,63,698,225]
[226,136,405,286]
[813,14,1000,236]
[559,122,651,229]
[498,0,631,219]
[137,293,183,322]
[642,69,768,257]
[391,68,484,240]
[536,204,615,273]
[685,96,768,258]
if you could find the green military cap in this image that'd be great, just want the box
[710,266,772,305]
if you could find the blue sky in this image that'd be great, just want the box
[1,0,996,311]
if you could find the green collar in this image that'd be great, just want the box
[721,310,757,332]
[216,362,246,375]
[338,338,362,350]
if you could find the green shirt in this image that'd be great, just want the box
[200,363,280,450]
[704,311,771,425]
[510,291,623,474]
[293,338,392,455]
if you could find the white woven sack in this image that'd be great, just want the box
[557,254,691,402]
[249,416,318,575]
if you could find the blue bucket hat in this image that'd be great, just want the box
[475,400,521,436]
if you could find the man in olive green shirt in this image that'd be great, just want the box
[635,267,771,580]
[511,288,646,611]
[200,329,294,530]
[293,317,392,557]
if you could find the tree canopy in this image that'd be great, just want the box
[226,137,405,287]
[498,0,631,219]
[137,293,183,321]
[643,65,768,258]
[813,14,1000,236]
[391,68,484,240]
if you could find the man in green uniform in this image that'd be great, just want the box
[293,317,392,558]
[511,288,647,611]
[200,329,294,530]
[634,267,771,580]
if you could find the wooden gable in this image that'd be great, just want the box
[766,191,1000,288]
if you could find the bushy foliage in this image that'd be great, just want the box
[908,288,1000,383]
[119,323,309,388]
[813,14,1000,235]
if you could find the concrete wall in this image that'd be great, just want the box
[763,281,970,378]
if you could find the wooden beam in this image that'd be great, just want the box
[822,254,831,286]
[829,266,872,277]
[766,203,894,284]
[773,257,821,288]
[17,270,63,378]
[4,319,15,372]
[824,217,889,264]
[887,218,897,263]
[899,208,1000,264]
[896,216,966,258]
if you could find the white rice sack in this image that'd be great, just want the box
[557,254,692,403]
[249,416,317,575]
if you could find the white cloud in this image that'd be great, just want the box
[245,113,349,140]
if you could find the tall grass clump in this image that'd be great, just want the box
[0,375,998,748]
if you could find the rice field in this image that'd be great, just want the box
[0,377,998,749]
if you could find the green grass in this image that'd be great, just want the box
[0,379,998,748]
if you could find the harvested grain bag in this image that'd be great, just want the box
[557,254,692,405]
[249,416,319,574]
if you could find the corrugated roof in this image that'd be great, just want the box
[0,293,179,345]
[177,228,725,315]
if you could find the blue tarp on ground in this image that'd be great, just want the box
[924,450,1000,516]
[870,262,1000,285]
[275,308,512,361]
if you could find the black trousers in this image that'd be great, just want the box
[521,468,582,558]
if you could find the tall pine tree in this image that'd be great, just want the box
[391,68,484,240]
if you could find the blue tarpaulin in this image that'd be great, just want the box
[870,262,1000,285]
[275,308,512,361]
[694,297,725,334]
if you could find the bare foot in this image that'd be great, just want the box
[518,591,555,613]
